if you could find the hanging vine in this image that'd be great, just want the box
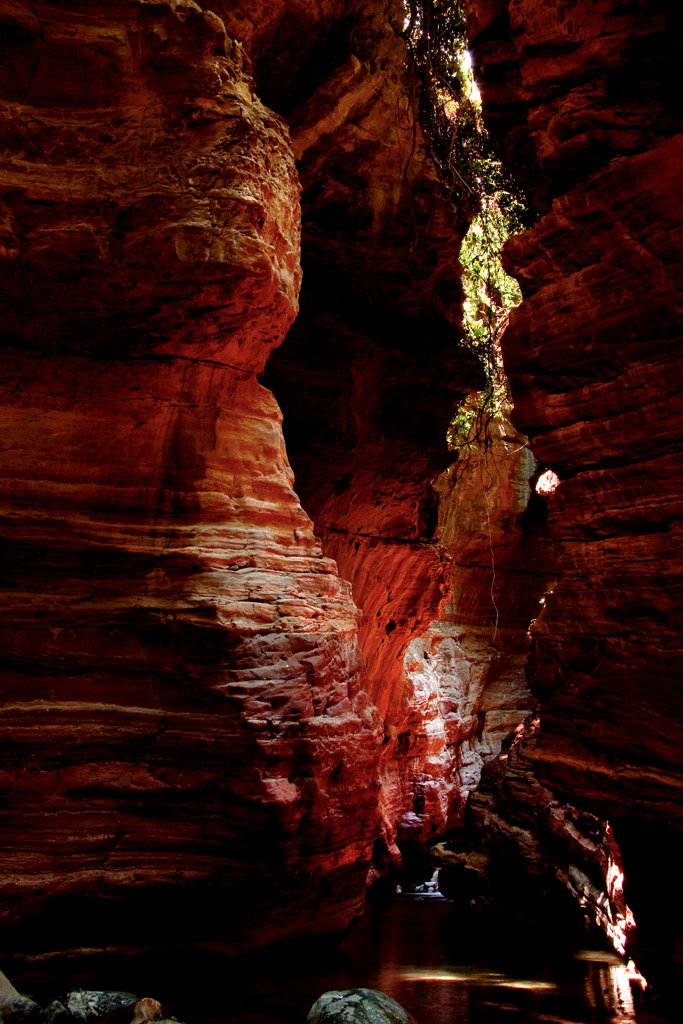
[446,199,522,457]
[402,0,526,458]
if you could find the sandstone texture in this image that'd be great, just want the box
[468,0,683,999]
[435,716,636,961]
[380,419,554,860]
[307,989,414,1024]
[262,0,490,869]
[0,0,499,957]
[3,0,681,996]
[265,311,480,870]
[0,0,383,952]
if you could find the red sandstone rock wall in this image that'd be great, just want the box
[434,715,637,960]
[7,0,679,983]
[386,419,554,853]
[261,0,490,871]
[467,0,683,998]
[0,0,383,952]
[0,0,516,957]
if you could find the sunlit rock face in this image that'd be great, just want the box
[0,0,383,952]
[467,0,683,997]
[262,1,488,866]
[265,304,480,866]
[386,420,554,853]
[434,717,637,959]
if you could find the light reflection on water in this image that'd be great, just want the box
[187,898,640,1024]
[11,898,642,1024]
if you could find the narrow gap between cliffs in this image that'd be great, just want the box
[263,0,642,1002]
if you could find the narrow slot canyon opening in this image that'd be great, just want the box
[1,1,681,1022]
[264,0,645,1010]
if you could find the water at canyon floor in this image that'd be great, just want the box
[9,897,642,1024]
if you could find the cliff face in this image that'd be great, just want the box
[262,0,487,865]
[0,0,495,954]
[380,420,553,858]
[434,715,637,961]
[0,0,385,951]
[467,0,683,996]
[3,0,682,990]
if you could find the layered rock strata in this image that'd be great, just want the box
[384,419,555,856]
[0,0,498,954]
[468,0,683,998]
[262,0,489,867]
[0,0,384,951]
[265,307,481,867]
[5,0,680,982]
[433,716,636,959]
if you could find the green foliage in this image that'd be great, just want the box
[403,0,525,221]
[403,1,526,455]
[448,198,522,453]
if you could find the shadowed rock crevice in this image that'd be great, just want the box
[466,0,683,1005]
[0,3,681,1007]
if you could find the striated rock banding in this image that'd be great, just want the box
[263,0,489,868]
[0,0,382,952]
[468,0,683,996]
[381,418,554,859]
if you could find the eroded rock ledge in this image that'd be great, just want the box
[2,1,681,1000]
[0,0,493,954]
[468,0,683,998]
[0,0,387,952]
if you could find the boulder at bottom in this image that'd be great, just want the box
[0,971,41,1022]
[307,989,415,1024]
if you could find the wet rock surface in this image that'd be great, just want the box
[63,993,138,1023]
[0,977,173,1024]
[308,989,414,1024]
